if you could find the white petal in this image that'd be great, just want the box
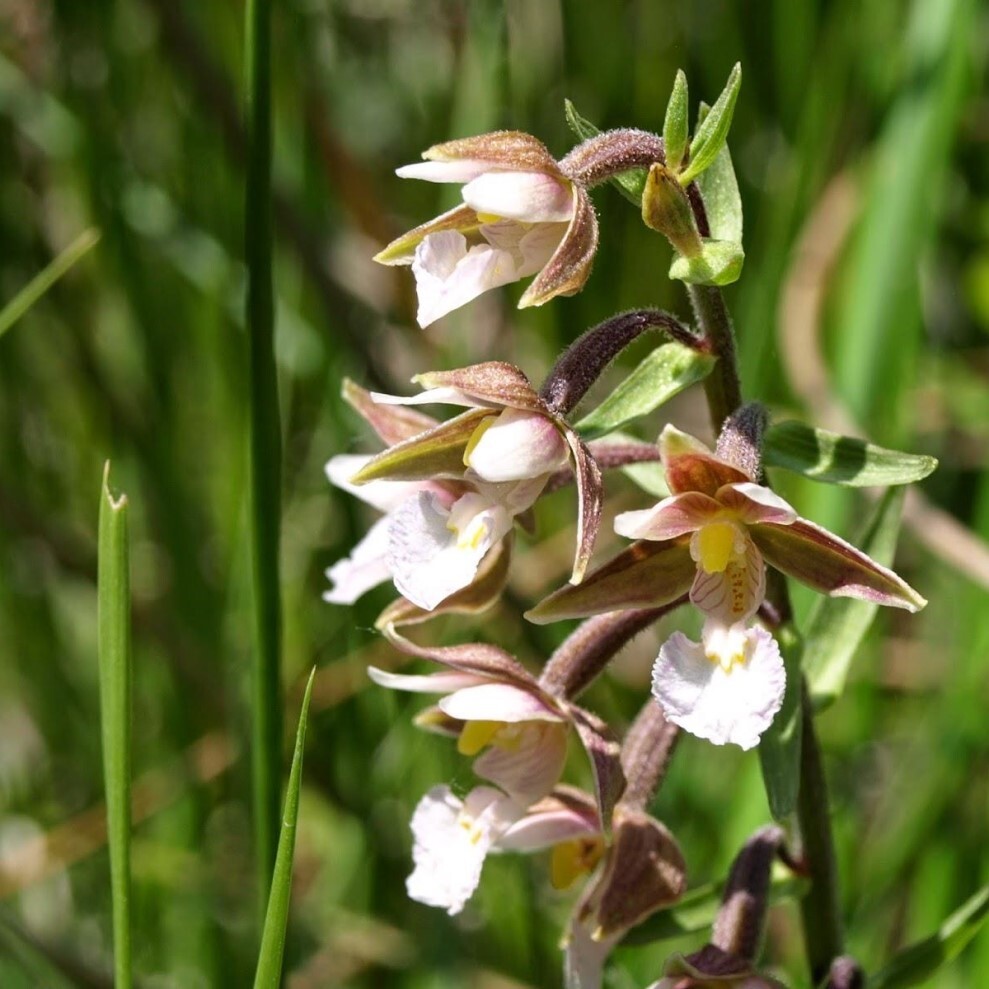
[461,171,573,222]
[614,492,723,540]
[368,386,484,409]
[482,220,568,274]
[326,455,428,512]
[366,666,486,694]
[386,491,509,610]
[396,159,492,183]
[406,785,519,915]
[439,683,562,723]
[323,515,393,604]
[473,722,569,806]
[411,231,525,327]
[651,627,785,750]
[466,408,570,483]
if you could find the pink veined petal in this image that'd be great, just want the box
[498,802,599,852]
[473,722,569,806]
[396,159,493,183]
[717,482,798,526]
[411,231,529,328]
[651,627,785,750]
[323,515,393,604]
[614,491,724,541]
[689,535,766,625]
[439,682,563,722]
[658,424,751,496]
[406,785,520,915]
[366,666,487,694]
[466,408,570,483]
[481,220,569,276]
[461,171,574,222]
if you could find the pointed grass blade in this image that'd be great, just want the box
[97,463,133,989]
[0,228,100,339]
[253,669,316,989]
[870,884,989,989]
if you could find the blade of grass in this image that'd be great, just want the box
[97,463,132,989]
[245,0,283,920]
[0,228,100,339]
[253,669,315,989]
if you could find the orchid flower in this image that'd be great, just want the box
[528,423,925,624]
[407,785,602,916]
[346,361,604,610]
[369,627,625,815]
[375,131,598,326]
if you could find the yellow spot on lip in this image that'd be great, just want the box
[475,211,504,224]
[457,720,504,756]
[550,837,605,889]
[695,521,740,573]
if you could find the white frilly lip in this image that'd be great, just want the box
[465,408,570,483]
[406,785,520,915]
[651,624,785,750]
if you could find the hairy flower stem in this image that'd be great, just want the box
[797,680,843,984]
[684,196,844,978]
[688,284,743,433]
[619,700,679,810]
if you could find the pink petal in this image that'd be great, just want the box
[466,409,570,483]
[439,683,563,722]
[396,159,492,183]
[366,666,486,694]
[659,425,750,496]
[717,482,798,526]
[473,721,568,806]
[461,171,573,222]
[615,491,724,541]
[499,799,599,852]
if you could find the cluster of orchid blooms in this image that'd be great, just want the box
[324,71,925,988]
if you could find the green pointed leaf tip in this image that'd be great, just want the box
[869,884,989,989]
[663,70,689,172]
[804,488,907,710]
[575,342,716,439]
[669,239,744,286]
[680,62,741,186]
[254,668,316,989]
[757,625,803,821]
[764,421,938,487]
[563,98,647,206]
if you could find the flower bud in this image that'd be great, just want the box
[642,163,703,258]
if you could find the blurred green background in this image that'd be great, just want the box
[1,0,988,986]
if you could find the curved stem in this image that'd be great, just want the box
[687,284,743,433]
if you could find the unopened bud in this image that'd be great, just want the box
[642,163,703,258]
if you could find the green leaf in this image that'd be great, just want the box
[575,342,716,440]
[254,668,316,989]
[564,98,647,206]
[680,62,741,185]
[663,69,689,172]
[97,463,133,989]
[764,421,938,487]
[758,625,803,821]
[804,488,907,710]
[0,228,100,339]
[695,139,742,242]
[870,884,989,989]
[668,239,744,286]
[622,871,807,946]
[621,459,670,499]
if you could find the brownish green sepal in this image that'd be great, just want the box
[350,408,492,484]
[526,540,694,624]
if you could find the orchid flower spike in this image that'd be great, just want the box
[375,131,598,326]
[529,423,925,624]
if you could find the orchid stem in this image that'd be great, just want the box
[683,230,844,980]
